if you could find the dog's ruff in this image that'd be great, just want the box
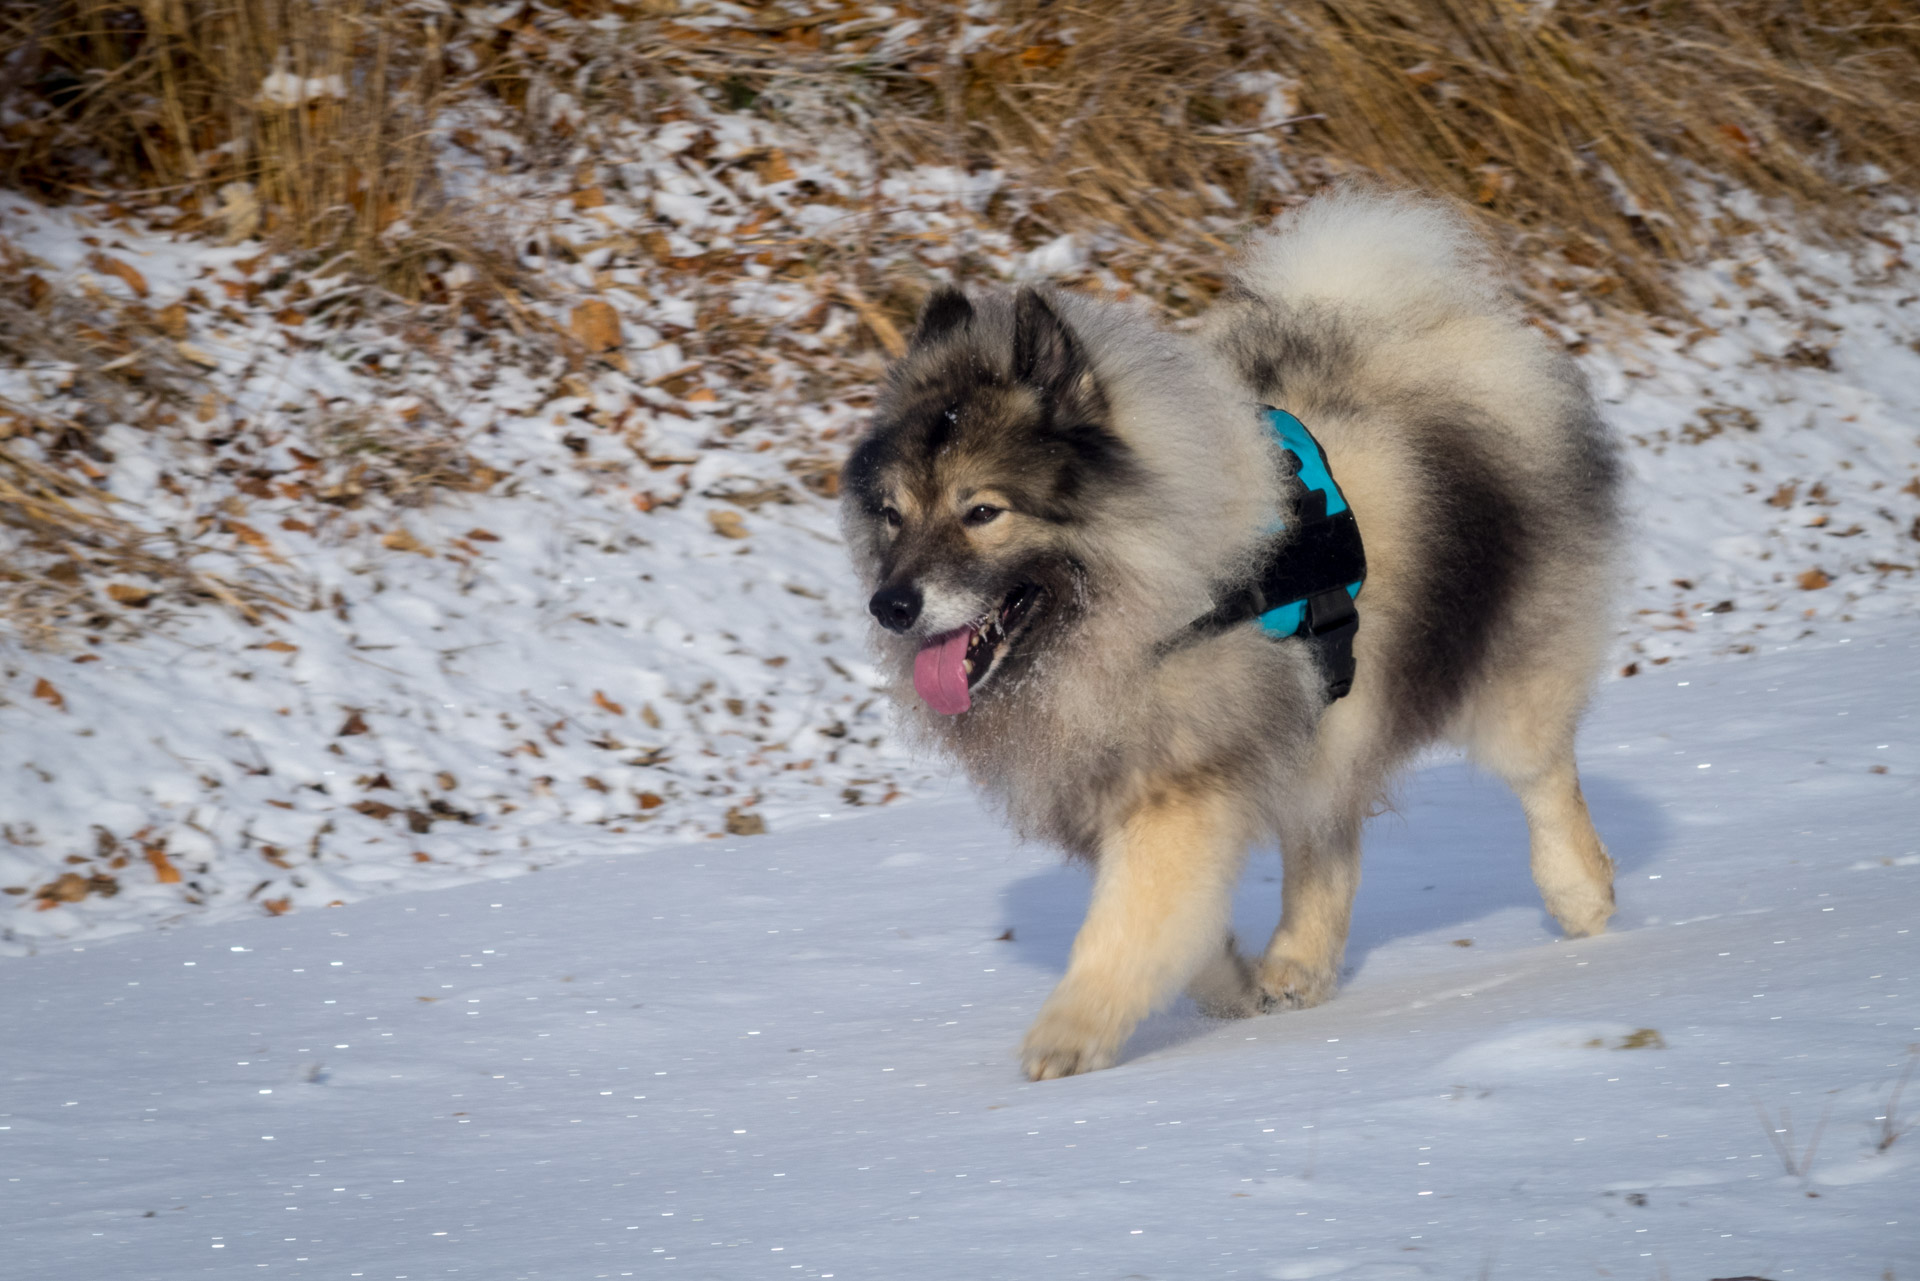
[841,189,1621,1081]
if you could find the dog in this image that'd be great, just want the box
[840,189,1621,1080]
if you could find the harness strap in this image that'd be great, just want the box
[1185,407,1366,700]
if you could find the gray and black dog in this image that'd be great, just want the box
[841,189,1621,1080]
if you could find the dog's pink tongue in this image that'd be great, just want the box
[913,628,973,715]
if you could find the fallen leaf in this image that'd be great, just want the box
[1619,662,1639,678]
[724,806,766,836]
[381,527,433,556]
[352,800,398,821]
[755,149,797,183]
[708,509,749,539]
[107,583,155,607]
[225,520,273,553]
[636,792,665,810]
[413,850,433,863]
[156,301,190,337]
[258,640,298,653]
[175,340,219,368]
[466,528,501,542]
[262,897,292,916]
[571,186,607,210]
[32,678,65,711]
[640,704,662,729]
[1766,481,1797,508]
[569,299,622,352]
[594,690,625,716]
[146,846,182,884]
[338,711,370,736]
[1616,1028,1666,1050]
[1797,568,1831,590]
[36,872,94,904]
[88,252,149,298]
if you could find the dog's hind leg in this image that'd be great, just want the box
[1459,682,1615,937]
[1186,933,1264,1019]
[1022,783,1250,1080]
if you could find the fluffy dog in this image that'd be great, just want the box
[840,190,1621,1080]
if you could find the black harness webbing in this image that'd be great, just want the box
[1184,407,1366,700]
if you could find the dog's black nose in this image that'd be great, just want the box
[869,584,922,633]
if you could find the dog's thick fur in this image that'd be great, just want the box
[841,190,1621,1080]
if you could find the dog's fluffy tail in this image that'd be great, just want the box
[1230,187,1508,330]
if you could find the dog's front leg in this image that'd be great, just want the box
[1021,785,1247,1080]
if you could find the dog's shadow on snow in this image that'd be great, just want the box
[997,764,1669,1067]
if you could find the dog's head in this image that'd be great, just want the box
[841,286,1141,716]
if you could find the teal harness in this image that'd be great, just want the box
[1184,407,1367,699]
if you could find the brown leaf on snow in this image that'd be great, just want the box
[257,640,298,653]
[145,846,182,884]
[338,710,370,736]
[108,583,155,607]
[224,520,274,554]
[593,690,625,715]
[708,509,749,539]
[724,806,767,836]
[352,799,399,821]
[755,149,797,184]
[1797,568,1831,590]
[466,528,501,542]
[570,299,623,352]
[571,186,607,210]
[1766,482,1797,508]
[88,252,149,298]
[262,897,292,916]
[381,527,433,556]
[36,872,94,905]
[636,792,665,810]
[32,677,67,710]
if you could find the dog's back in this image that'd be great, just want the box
[1205,190,1621,761]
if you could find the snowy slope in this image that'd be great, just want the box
[4,623,1915,1280]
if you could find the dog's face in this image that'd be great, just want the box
[842,287,1140,715]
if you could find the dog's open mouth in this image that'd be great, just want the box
[912,583,1042,715]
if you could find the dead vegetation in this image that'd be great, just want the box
[1,0,1917,643]
[7,2,1917,307]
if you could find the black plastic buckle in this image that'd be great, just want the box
[1304,588,1359,700]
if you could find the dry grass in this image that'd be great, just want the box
[1,0,488,296]
[635,0,1920,311]
[8,1,1917,308]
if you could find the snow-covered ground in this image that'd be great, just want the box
[4,622,1915,1279]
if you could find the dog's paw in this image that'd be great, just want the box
[1020,1000,1123,1081]
[1256,957,1339,1011]
[1546,883,1615,939]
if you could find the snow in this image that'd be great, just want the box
[4,625,1915,1279]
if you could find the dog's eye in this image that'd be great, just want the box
[880,505,903,529]
[962,504,1003,527]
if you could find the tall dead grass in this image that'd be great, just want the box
[2,0,473,295]
[8,2,1917,309]
[642,0,1920,311]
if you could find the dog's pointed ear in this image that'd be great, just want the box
[910,285,973,349]
[1012,287,1082,392]
[1013,287,1101,415]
